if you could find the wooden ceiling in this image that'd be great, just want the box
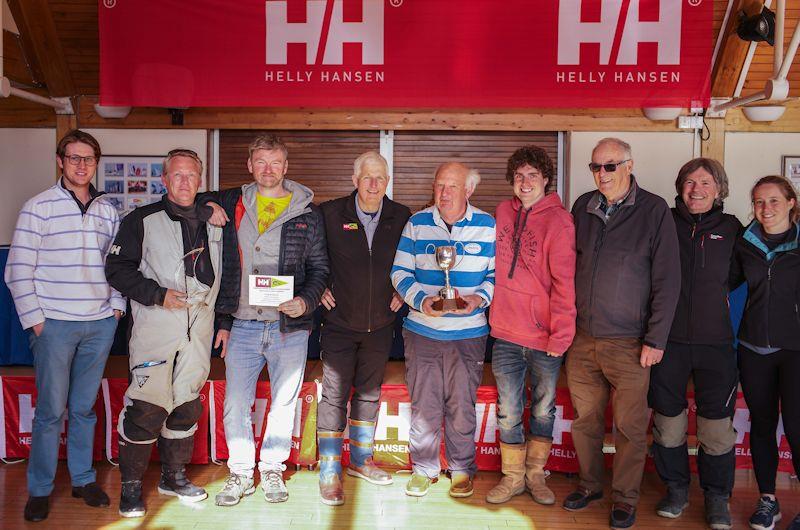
[1,0,799,127]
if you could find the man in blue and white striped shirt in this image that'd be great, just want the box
[5,130,124,523]
[391,162,495,499]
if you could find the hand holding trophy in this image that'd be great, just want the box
[426,243,467,312]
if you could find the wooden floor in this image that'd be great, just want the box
[0,462,798,529]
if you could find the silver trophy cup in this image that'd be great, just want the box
[427,243,466,311]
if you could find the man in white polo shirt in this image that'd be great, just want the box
[5,129,125,522]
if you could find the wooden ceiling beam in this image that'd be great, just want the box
[2,29,42,86]
[711,0,768,98]
[74,96,686,132]
[6,0,74,96]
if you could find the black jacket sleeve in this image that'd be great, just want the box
[297,206,330,316]
[105,210,166,306]
[644,201,681,349]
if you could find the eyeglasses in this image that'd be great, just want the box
[589,159,630,173]
[64,155,98,167]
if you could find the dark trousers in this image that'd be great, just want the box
[739,344,800,494]
[403,329,487,478]
[648,342,738,497]
[317,323,393,432]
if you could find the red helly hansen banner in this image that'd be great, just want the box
[98,0,712,108]
[209,381,318,467]
[0,376,104,461]
[101,378,210,464]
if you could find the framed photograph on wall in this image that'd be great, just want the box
[782,155,800,190]
[97,155,166,215]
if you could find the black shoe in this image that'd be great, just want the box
[72,482,110,507]
[705,495,732,530]
[119,480,146,518]
[786,512,800,530]
[610,502,637,529]
[562,486,602,511]
[158,465,207,502]
[749,496,781,530]
[24,496,49,522]
[655,487,688,518]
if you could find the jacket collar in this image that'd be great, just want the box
[343,191,397,223]
[586,175,638,220]
[674,196,724,225]
[743,221,799,260]
[58,177,102,214]
[241,178,314,228]
[432,201,475,227]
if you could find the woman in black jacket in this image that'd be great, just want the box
[733,175,800,530]
[648,158,742,529]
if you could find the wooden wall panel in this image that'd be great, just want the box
[218,130,380,204]
[48,0,98,95]
[392,131,559,214]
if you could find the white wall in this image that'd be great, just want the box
[567,131,695,209]
[0,128,57,245]
[85,129,208,188]
[724,132,800,224]
[1,128,208,245]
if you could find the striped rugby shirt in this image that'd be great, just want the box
[391,202,495,340]
[4,180,126,329]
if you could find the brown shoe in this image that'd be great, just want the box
[347,457,393,485]
[449,471,474,498]
[486,442,526,504]
[319,474,344,506]
[610,502,637,529]
[525,437,555,505]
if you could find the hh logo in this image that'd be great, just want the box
[266,0,384,65]
[375,400,411,442]
[558,0,682,65]
[19,394,66,435]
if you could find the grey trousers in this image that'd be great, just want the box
[403,329,487,478]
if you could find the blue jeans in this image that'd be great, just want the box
[27,317,116,496]
[491,338,562,444]
[223,319,309,477]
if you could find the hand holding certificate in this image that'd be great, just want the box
[248,275,294,306]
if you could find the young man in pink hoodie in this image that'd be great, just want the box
[486,145,576,506]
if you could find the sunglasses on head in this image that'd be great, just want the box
[589,159,629,173]
[168,148,199,157]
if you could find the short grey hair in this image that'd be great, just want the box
[353,151,388,178]
[434,162,480,192]
[593,137,632,159]
[163,148,203,176]
[466,168,481,191]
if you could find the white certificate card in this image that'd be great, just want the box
[248,275,294,306]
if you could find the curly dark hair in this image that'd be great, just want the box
[505,145,554,186]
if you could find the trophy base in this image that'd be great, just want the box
[432,297,467,312]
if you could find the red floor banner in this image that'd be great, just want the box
[0,376,104,461]
[1,376,793,474]
[99,0,712,108]
[101,378,210,464]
